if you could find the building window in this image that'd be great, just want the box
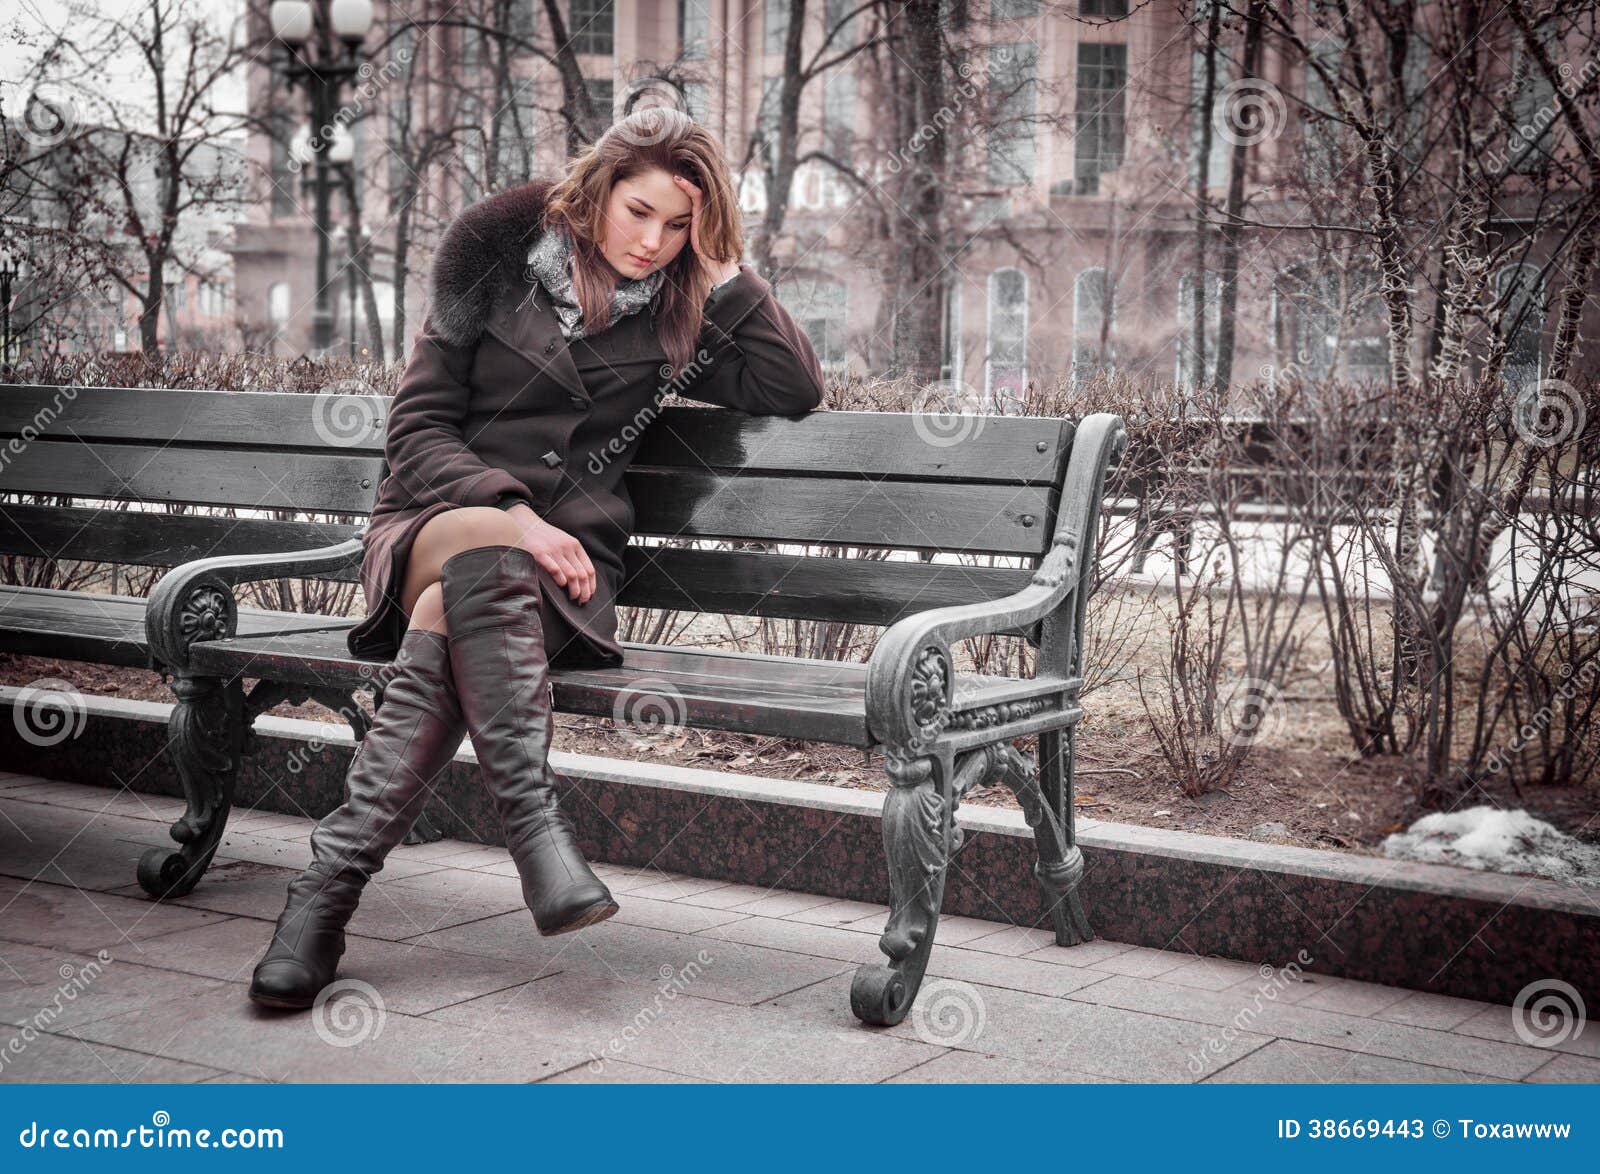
[570,0,614,55]
[269,110,296,218]
[779,276,849,367]
[825,0,857,48]
[940,277,963,383]
[1073,42,1126,195]
[680,0,708,60]
[1506,22,1559,174]
[1495,262,1545,395]
[758,75,782,170]
[267,281,291,352]
[984,267,1028,410]
[1176,270,1221,391]
[587,76,614,123]
[510,0,536,39]
[765,0,789,56]
[1271,262,1389,388]
[1071,267,1114,387]
[1079,0,1127,14]
[822,67,854,158]
[683,81,708,122]
[1304,37,1342,185]
[987,42,1038,186]
[992,0,1038,16]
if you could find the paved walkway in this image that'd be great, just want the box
[1,772,1595,1084]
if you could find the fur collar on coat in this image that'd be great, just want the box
[427,178,557,349]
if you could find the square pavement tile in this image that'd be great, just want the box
[1067,972,1554,1081]
[539,1058,709,1083]
[1295,976,1421,1018]
[64,981,601,1083]
[117,916,575,1018]
[0,876,234,960]
[1376,991,1499,1032]
[1201,1039,1509,1084]
[105,860,530,944]
[1453,1004,1599,1059]
[0,1029,227,1084]
[884,1050,1122,1083]
[0,942,236,1033]
[770,973,1271,1083]
[419,913,851,1007]
[1523,1053,1600,1083]
[1084,944,1192,980]
[427,971,942,1084]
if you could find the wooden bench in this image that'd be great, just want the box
[0,382,1126,1026]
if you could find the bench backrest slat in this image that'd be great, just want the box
[1,386,1077,627]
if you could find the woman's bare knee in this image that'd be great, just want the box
[399,506,522,614]
[407,582,447,635]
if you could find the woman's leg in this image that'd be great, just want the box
[431,535,618,934]
[247,516,504,1008]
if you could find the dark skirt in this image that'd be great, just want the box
[345,502,627,670]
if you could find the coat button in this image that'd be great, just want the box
[569,395,586,410]
[541,450,562,467]
[543,338,558,355]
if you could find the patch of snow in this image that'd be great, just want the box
[1382,805,1600,885]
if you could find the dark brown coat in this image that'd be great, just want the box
[345,178,827,664]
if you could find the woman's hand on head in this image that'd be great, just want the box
[504,503,596,604]
[672,175,741,286]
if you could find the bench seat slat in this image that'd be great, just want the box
[619,546,1035,628]
[184,626,1059,748]
[0,586,353,669]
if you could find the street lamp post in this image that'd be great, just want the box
[0,254,16,369]
[268,0,372,358]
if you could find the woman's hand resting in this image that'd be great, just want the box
[505,503,596,604]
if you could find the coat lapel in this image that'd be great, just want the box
[483,270,590,405]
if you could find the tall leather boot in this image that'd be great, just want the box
[439,544,618,935]
[249,626,467,1009]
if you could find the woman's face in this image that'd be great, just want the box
[596,169,694,280]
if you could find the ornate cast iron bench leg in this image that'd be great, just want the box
[994,732,1093,945]
[138,674,244,899]
[851,745,993,1027]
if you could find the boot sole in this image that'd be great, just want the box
[539,899,620,936]
[248,988,316,1011]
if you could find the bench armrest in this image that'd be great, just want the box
[866,413,1127,749]
[146,538,365,673]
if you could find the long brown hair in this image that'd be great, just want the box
[542,106,743,374]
